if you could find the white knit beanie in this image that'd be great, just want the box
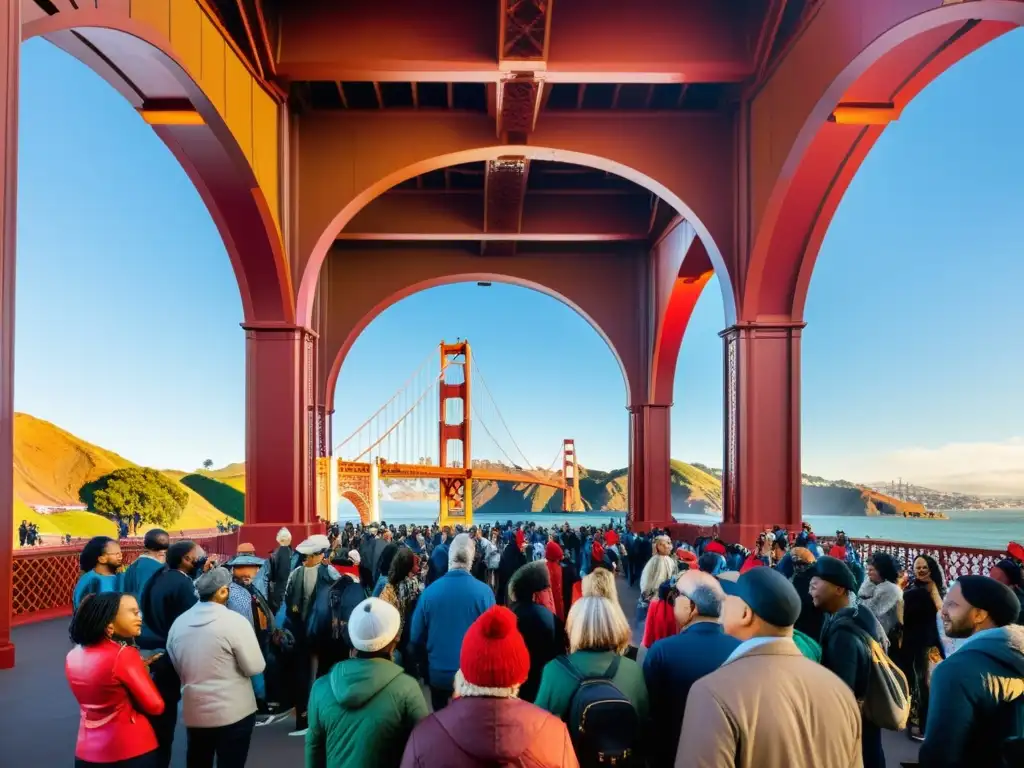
[347,598,401,653]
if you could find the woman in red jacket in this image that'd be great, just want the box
[65,592,165,767]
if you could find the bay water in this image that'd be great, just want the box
[338,501,1023,550]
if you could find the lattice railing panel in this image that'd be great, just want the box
[12,533,233,622]
[818,537,1007,582]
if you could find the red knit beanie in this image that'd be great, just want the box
[705,540,727,556]
[459,606,530,689]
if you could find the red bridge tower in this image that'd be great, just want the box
[439,341,472,526]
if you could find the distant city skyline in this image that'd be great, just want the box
[13,33,1024,494]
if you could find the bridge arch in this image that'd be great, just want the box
[743,0,1024,323]
[23,6,292,324]
[322,273,631,416]
[298,142,738,334]
[338,489,372,526]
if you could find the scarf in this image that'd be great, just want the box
[533,587,556,615]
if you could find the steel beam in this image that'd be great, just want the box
[275,0,754,82]
[339,190,652,240]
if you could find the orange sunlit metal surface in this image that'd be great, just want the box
[830,103,898,125]
[138,109,205,126]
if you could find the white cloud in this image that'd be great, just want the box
[844,437,1024,495]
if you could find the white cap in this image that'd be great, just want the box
[347,550,362,565]
[348,598,401,653]
[296,534,331,555]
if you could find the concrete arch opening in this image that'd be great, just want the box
[22,10,292,324]
[326,279,628,524]
[298,145,737,332]
[324,275,631,416]
[799,29,1024,505]
[744,1,1024,322]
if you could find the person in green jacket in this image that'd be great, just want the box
[305,597,428,768]
[534,594,649,722]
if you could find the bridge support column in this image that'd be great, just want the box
[368,461,381,524]
[719,323,804,547]
[243,324,321,554]
[328,456,340,524]
[0,0,18,671]
[627,404,672,532]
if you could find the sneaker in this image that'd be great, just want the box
[288,728,308,737]
[256,712,292,727]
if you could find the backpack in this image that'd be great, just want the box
[558,655,641,766]
[308,576,364,653]
[849,624,911,731]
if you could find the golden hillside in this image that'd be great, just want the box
[13,413,233,544]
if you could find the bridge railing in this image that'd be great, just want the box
[11,531,237,626]
[817,536,1007,581]
[666,524,1006,580]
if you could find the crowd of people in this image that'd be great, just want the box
[61,519,1024,767]
[17,518,43,546]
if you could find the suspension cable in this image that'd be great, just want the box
[353,371,443,462]
[334,349,437,454]
[472,405,530,471]
[471,355,536,469]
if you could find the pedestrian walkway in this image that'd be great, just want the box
[0,574,921,767]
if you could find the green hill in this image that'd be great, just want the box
[12,413,238,544]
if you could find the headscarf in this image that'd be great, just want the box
[544,541,565,619]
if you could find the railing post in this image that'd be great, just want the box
[0,0,21,671]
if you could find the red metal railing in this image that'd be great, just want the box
[11,531,238,626]
[666,523,1007,580]
[818,536,1007,581]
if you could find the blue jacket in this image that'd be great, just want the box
[920,624,1024,768]
[121,556,162,597]
[642,622,740,768]
[72,570,123,610]
[426,543,449,585]
[409,568,495,689]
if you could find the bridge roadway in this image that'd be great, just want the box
[370,460,568,490]
[0,575,919,767]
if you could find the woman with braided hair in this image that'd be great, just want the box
[65,592,164,767]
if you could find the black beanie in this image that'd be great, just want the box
[809,555,858,593]
[732,567,802,628]
[957,575,1021,627]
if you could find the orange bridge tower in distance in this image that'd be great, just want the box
[439,340,472,527]
[562,439,580,513]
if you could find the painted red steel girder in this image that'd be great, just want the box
[273,0,755,83]
[338,190,654,241]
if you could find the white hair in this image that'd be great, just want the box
[449,533,476,570]
[640,554,677,598]
[276,527,292,545]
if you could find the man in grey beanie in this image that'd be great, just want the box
[678,567,861,768]
[166,567,266,767]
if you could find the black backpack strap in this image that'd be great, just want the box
[603,655,621,680]
[557,655,582,681]
[559,653,622,683]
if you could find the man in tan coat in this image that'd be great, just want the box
[676,567,863,768]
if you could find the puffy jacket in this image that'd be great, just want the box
[921,624,1024,768]
[306,656,428,768]
[166,601,266,728]
[401,695,579,768]
[65,640,164,763]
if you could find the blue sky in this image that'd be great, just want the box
[14,33,1024,493]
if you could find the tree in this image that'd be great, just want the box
[80,467,190,528]
[202,459,214,471]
